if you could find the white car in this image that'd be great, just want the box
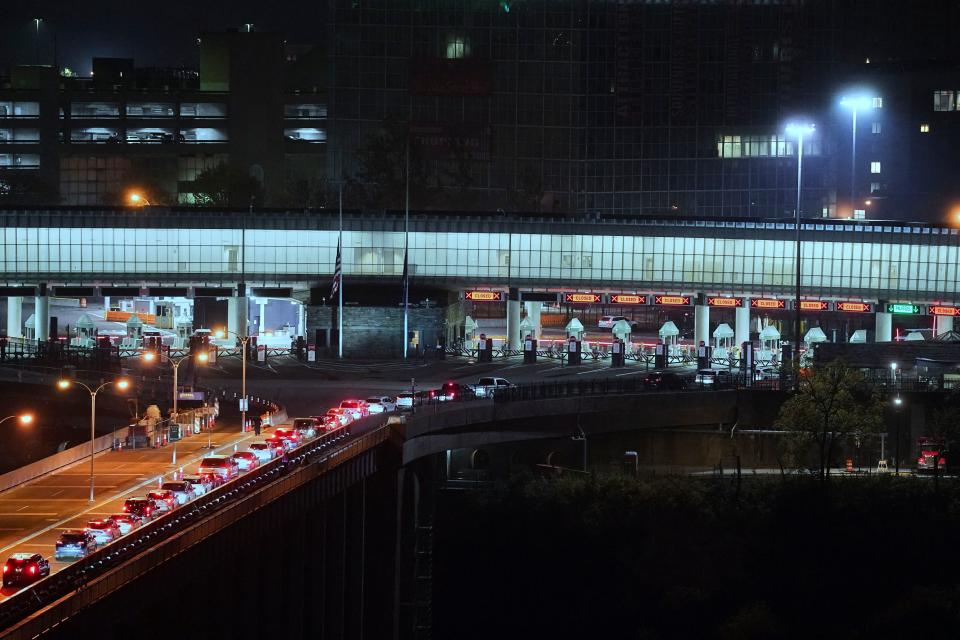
[395,393,415,410]
[695,369,732,385]
[366,396,397,413]
[598,315,628,329]
[339,400,368,420]
[247,443,276,463]
[181,475,210,497]
[474,377,513,398]
[160,481,193,505]
[754,367,779,381]
[327,408,353,426]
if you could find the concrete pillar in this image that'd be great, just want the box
[6,296,21,338]
[35,288,50,342]
[935,315,954,337]
[875,311,892,342]
[523,301,542,339]
[258,300,267,335]
[102,296,111,313]
[229,295,248,338]
[506,287,521,350]
[735,297,750,348]
[296,301,306,337]
[693,295,709,346]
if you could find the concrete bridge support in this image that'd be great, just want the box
[936,314,954,337]
[735,298,750,347]
[5,296,21,338]
[875,311,892,342]
[34,285,49,342]
[506,287,521,350]
[694,294,709,347]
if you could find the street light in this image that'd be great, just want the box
[128,191,150,206]
[785,121,816,386]
[839,94,873,216]
[56,377,131,502]
[215,328,250,433]
[0,413,33,427]
[893,395,903,474]
[142,349,208,462]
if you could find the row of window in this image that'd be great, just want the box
[0,102,328,120]
[0,154,39,168]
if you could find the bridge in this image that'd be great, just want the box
[1,205,957,353]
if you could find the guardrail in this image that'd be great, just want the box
[492,375,780,403]
[0,417,393,638]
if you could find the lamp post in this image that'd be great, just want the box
[128,192,150,206]
[839,95,872,217]
[785,122,816,387]
[142,349,208,463]
[0,414,33,427]
[57,377,130,502]
[216,328,249,433]
[893,395,903,475]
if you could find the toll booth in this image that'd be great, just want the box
[697,341,712,369]
[523,335,537,364]
[654,342,667,369]
[658,321,680,356]
[477,333,493,362]
[611,339,625,367]
[567,336,582,365]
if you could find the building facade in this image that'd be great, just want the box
[0,31,327,207]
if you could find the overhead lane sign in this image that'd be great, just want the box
[886,303,922,315]
[707,297,743,308]
[465,291,502,301]
[836,301,873,313]
[798,301,830,311]
[654,295,691,306]
[610,294,647,305]
[565,293,601,304]
[931,305,960,316]
[751,298,785,309]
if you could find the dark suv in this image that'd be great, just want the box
[3,553,50,586]
[55,530,98,561]
[643,372,686,390]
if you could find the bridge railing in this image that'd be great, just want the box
[492,376,762,403]
[0,416,392,638]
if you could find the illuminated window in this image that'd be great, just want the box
[870,182,880,193]
[934,91,955,111]
[872,97,883,108]
[853,210,866,220]
[0,102,39,118]
[717,134,820,158]
[445,35,470,59]
[870,161,881,174]
[871,122,881,134]
[920,123,930,133]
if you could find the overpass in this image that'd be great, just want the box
[1,206,958,353]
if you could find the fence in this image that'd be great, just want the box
[0,418,392,639]
[492,375,780,404]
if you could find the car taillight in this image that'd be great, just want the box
[146,507,152,515]
[123,504,129,512]
[450,392,456,399]
[28,565,36,575]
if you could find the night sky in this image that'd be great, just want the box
[1,1,326,75]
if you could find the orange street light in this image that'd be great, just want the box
[0,413,33,427]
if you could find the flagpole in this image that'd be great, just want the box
[403,138,410,359]
[338,183,344,359]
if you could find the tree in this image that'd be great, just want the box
[775,359,885,479]
[191,163,262,207]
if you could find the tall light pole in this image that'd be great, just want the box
[142,349,208,462]
[785,122,815,385]
[216,328,249,433]
[33,19,41,65]
[839,95,872,216]
[57,377,130,502]
[893,395,903,475]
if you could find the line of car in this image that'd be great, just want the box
[4,420,336,591]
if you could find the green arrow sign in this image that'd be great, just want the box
[886,303,921,315]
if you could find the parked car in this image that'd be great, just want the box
[198,455,239,482]
[643,372,686,390]
[695,369,733,386]
[147,490,177,512]
[54,530,97,561]
[339,400,369,420]
[231,451,260,471]
[84,518,121,545]
[123,497,158,520]
[181,475,211,497]
[110,513,143,535]
[365,396,396,414]
[598,315,628,329]
[473,377,513,398]
[160,481,194,505]
[3,553,50,587]
[292,418,320,438]
[248,442,277,463]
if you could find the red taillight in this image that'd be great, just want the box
[450,392,456,399]
[123,504,129,512]
[27,565,36,575]
[145,507,152,515]
[429,391,435,398]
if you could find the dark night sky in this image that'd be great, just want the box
[1,1,326,75]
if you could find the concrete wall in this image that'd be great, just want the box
[306,304,446,357]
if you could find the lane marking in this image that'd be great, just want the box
[16,506,28,512]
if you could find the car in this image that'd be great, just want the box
[181,475,211,497]
[3,553,50,586]
[231,451,260,471]
[248,442,276,462]
[365,396,396,414]
[326,408,352,426]
[84,518,121,545]
[754,367,779,381]
[643,372,686,390]
[160,481,194,505]
[110,513,142,535]
[266,433,296,452]
[198,455,240,481]
[123,497,158,520]
[292,418,319,438]
[147,489,177,512]
[395,392,421,410]
[474,377,513,398]
[55,530,98,561]
[200,471,226,488]
[598,315,629,329]
[339,400,369,420]
[432,382,474,402]
[273,428,303,447]
[318,415,341,430]
[695,369,733,386]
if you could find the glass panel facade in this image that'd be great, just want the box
[179,103,227,118]
[0,129,39,143]
[179,128,228,143]
[70,102,121,118]
[0,154,40,168]
[0,102,40,118]
[0,217,955,302]
[126,102,176,117]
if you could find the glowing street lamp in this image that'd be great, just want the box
[0,413,33,427]
[839,94,873,215]
[56,377,131,501]
[128,192,150,206]
[784,121,816,385]
[141,349,208,416]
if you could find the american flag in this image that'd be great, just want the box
[331,238,342,298]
